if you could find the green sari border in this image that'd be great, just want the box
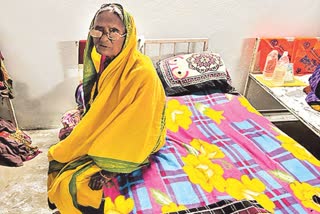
[90,155,149,173]
[151,104,166,154]
[48,156,92,175]
[69,162,94,209]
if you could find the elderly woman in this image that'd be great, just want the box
[47,3,166,213]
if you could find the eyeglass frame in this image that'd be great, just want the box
[89,27,127,41]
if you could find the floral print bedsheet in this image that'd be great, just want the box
[103,93,320,214]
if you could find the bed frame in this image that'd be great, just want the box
[140,38,209,62]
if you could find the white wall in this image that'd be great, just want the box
[1,0,320,129]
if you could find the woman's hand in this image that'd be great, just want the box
[88,172,105,190]
[88,171,117,190]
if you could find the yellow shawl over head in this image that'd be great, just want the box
[47,4,166,213]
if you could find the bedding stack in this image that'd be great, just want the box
[0,118,41,167]
[156,52,237,96]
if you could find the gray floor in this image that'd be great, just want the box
[0,129,59,214]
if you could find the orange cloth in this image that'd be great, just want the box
[291,38,320,75]
[258,38,293,72]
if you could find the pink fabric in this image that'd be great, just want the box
[98,93,319,213]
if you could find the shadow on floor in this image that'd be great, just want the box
[274,121,320,160]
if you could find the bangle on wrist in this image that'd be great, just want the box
[99,171,111,180]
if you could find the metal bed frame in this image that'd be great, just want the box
[141,38,209,61]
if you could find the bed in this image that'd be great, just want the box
[75,38,320,213]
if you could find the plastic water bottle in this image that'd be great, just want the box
[284,63,294,82]
[263,50,278,80]
[271,51,289,86]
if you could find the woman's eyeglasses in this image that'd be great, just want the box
[89,28,126,41]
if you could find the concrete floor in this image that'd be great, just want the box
[0,129,59,214]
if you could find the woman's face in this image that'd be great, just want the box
[92,11,126,60]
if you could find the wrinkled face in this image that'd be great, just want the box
[92,11,126,60]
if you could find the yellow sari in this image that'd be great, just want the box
[47,5,166,213]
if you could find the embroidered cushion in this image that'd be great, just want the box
[156,52,235,96]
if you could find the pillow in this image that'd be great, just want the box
[156,52,235,96]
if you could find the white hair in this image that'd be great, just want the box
[96,4,124,22]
